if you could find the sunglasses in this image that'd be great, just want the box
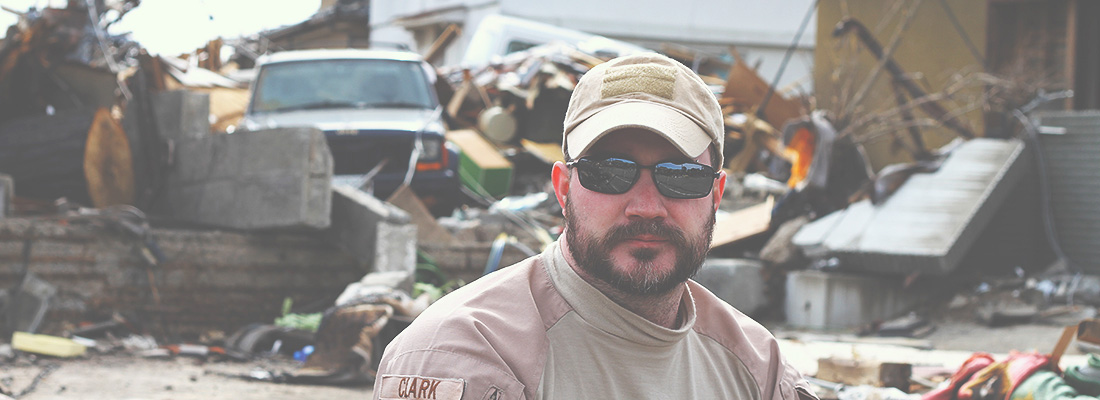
[566,157,720,199]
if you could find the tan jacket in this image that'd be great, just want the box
[375,241,817,400]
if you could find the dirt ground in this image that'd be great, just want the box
[0,354,371,400]
[1,317,1088,399]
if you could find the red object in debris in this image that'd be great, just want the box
[923,351,1052,400]
[161,344,228,357]
[922,353,994,400]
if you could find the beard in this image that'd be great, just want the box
[564,198,716,296]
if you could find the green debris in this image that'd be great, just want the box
[274,298,322,332]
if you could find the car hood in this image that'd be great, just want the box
[242,108,438,132]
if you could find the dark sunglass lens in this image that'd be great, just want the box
[576,158,639,194]
[653,162,715,199]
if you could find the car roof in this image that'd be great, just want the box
[257,48,424,66]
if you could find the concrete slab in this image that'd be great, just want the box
[330,184,417,274]
[152,90,211,141]
[793,138,1029,275]
[162,128,332,229]
[695,258,766,315]
[785,270,926,330]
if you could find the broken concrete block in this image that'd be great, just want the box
[162,128,332,229]
[331,185,417,274]
[0,173,11,218]
[152,90,211,141]
[695,259,765,315]
[785,270,928,330]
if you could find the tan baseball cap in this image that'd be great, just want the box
[562,52,725,167]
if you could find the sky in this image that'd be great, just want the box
[1,0,321,55]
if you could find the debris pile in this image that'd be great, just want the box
[1,2,1099,398]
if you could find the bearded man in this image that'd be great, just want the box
[373,53,817,400]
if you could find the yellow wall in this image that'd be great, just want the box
[814,0,987,171]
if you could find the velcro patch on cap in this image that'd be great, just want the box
[601,64,676,100]
[378,374,465,400]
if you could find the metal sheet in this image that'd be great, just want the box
[795,138,1028,275]
[1033,111,1100,272]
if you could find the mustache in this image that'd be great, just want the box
[604,220,687,246]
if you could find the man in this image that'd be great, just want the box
[374,53,816,400]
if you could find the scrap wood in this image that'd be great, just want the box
[724,113,789,172]
[423,24,461,66]
[521,139,565,164]
[1078,319,1100,345]
[720,57,806,131]
[816,358,912,391]
[136,51,167,91]
[710,196,774,249]
[386,185,456,246]
[1051,324,1077,367]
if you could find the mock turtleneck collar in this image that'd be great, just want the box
[542,241,696,347]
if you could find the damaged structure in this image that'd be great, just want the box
[2,0,1100,398]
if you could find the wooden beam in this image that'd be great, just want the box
[710,197,774,249]
[423,24,461,66]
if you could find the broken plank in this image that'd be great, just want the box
[386,184,456,246]
[721,59,805,130]
[710,197,773,249]
[424,24,461,66]
[521,139,565,164]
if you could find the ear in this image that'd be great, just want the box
[551,161,571,211]
[712,170,726,212]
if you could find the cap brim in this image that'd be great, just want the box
[565,101,711,160]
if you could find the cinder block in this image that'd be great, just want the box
[0,173,11,218]
[163,128,332,229]
[695,258,766,315]
[330,185,417,274]
[153,90,210,141]
[785,270,927,330]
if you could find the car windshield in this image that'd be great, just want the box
[250,58,435,113]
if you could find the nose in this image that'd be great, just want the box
[623,169,668,220]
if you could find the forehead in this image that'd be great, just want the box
[584,128,710,164]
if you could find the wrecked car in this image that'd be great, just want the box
[239,48,459,214]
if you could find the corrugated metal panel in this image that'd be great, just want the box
[1033,111,1100,272]
[793,139,1029,275]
